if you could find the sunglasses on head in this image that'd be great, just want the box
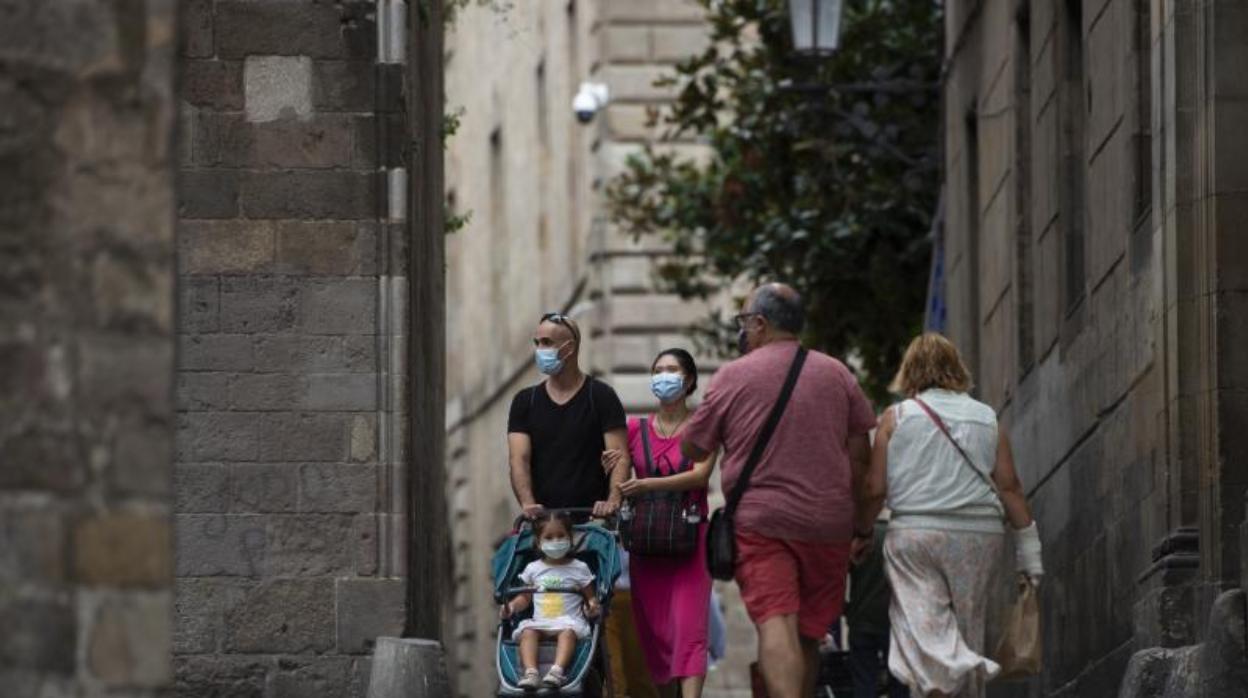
[540,312,580,343]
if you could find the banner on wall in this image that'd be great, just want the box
[923,189,947,334]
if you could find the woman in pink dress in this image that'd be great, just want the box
[617,348,716,697]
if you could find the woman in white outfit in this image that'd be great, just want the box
[851,333,1044,698]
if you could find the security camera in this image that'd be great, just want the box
[572,82,609,124]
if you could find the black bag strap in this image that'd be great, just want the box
[724,347,808,518]
[639,417,659,478]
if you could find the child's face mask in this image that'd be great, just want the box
[540,537,571,560]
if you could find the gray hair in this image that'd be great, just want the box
[751,285,805,334]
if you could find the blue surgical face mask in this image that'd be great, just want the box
[650,372,686,403]
[540,538,571,560]
[534,346,565,375]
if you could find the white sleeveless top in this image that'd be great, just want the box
[886,389,1004,534]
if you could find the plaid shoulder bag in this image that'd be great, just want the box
[618,418,700,557]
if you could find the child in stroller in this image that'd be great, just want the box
[494,509,621,696]
[498,511,606,692]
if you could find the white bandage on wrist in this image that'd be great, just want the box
[1014,521,1044,578]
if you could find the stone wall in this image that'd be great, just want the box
[0,0,178,695]
[173,1,411,694]
[941,0,1248,695]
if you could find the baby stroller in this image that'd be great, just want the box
[492,509,621,697]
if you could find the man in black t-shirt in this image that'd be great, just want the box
[507,313,629,518]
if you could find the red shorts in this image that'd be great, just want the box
[734,530,851,640]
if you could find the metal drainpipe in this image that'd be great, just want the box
[375,0,408,580]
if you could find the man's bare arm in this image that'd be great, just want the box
[848,432,871,502]
[620,451,717,495]
[849,409,892,564]
[508,432,542,517]
[681,438,710,463]
[594,428,630,516]
[855,409,892,532]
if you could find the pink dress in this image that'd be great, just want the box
[625,417,712,684]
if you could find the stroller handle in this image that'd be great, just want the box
[503,585,585,596]
[520,506,604,517]
[512,507,618,532]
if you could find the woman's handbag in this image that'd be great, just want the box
[994,575,1042,678]
[618,418,699,556]
[705,347,808,581]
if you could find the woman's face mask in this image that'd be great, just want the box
[650,372,686,403]
[540,537,571,560]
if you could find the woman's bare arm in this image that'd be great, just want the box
[992,426,1034,529]
[619,450,717,495]
[855,407,893,532]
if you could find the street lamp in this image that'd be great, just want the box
[788,0,845,56]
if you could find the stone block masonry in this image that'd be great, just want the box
[0,0,178,695]
[940,0,1248,694]
[175,1,409,695]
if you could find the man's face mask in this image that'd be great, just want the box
[535,342,570,375]
[735,311,762,355]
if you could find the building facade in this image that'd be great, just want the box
[441,1,756,695]
[941,0,1247,694]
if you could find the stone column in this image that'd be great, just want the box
[174,1,413,694]
[0,0,178,695]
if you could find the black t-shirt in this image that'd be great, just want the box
[507,377,627,509]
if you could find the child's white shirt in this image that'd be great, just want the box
[513,558,595,640]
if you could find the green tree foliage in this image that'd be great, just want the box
[606,0,942,401]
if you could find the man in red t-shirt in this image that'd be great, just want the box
[682,283,876,698]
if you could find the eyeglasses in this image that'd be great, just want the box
[734,312,762,328]
[540,312,580,343]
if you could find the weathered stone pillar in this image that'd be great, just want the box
[0,0,178,694]
[1119,589,1247,697]
[174,1,416,694]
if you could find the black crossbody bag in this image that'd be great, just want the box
[705,347,808,581]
